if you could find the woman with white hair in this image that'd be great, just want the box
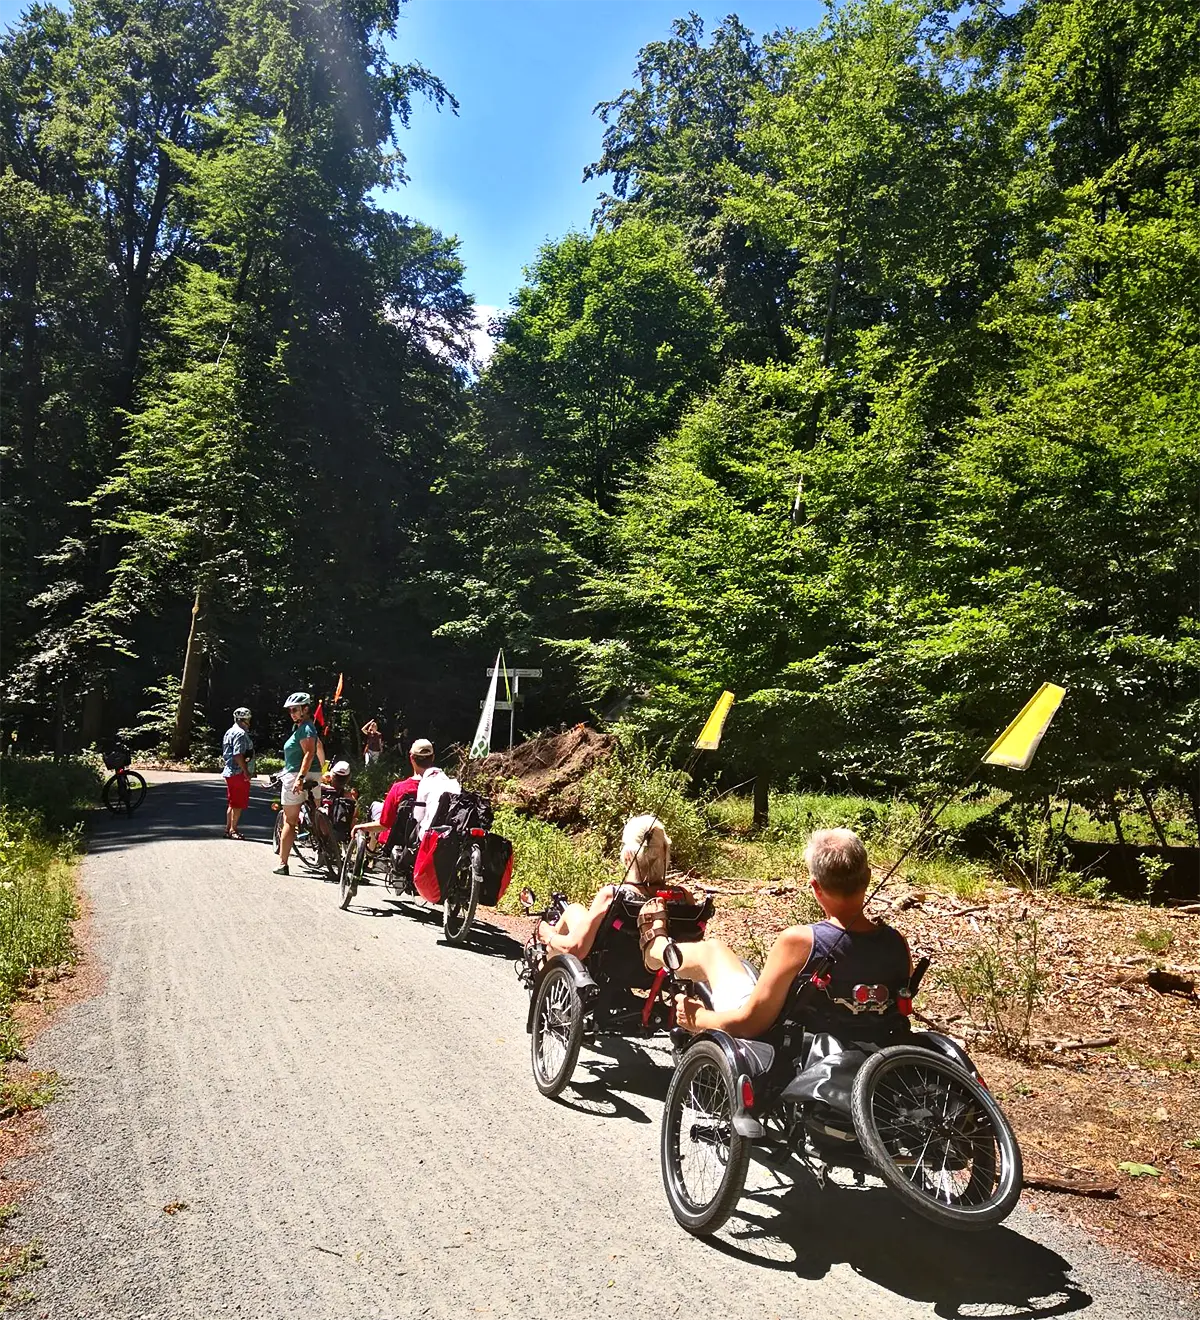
[537,814,673,960]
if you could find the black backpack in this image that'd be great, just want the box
[428,789,494,835]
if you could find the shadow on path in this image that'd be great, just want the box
[712,1168,1092,1318]
[86,776,276,855]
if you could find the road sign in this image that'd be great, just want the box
[484,664,541,749]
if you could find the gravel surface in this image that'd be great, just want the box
[8,773,1197,1320]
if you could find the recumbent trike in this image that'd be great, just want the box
[517,884,758,1098]
[658,948,1023,1236]
[338,790,513,946]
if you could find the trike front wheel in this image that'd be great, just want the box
[530,964,584,1098]
[661,1040,750,1235]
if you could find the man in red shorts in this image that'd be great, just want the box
[221,706,254,838]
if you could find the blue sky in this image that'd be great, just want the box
[387,0,823,322]
[0,0,823,336]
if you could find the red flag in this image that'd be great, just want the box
[333,672,344,704]
[313,700,327,733]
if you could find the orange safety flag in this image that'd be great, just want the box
[982,683,1067,771]
[333,672,344,704]
[694,691,736,751]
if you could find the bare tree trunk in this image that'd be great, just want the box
[1138,786,1170,847]
[81,687,105,746]
[753,773,770,830]
[171,584,208,761]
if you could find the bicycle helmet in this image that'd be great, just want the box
[233,706,252,721]
[283,691,312,709]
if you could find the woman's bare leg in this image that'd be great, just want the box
[644,935,751,1001]
[279,804,301,866]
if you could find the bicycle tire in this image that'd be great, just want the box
[339,834,365,910]
[530,964,585,1098]
[661,1039,750,1235]
[289,804,316,869]
[102,775,122,814]
[122,770,147,815]
[442,842,481,945]
[851,1044,1023,1231]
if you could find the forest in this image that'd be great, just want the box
[1,0,1197,829]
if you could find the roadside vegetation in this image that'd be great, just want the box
[0,756,99,1062]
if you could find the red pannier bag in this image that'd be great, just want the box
[413,828,514,906]
[413,828,450,903]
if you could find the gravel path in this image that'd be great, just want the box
[8,773,1196,1319]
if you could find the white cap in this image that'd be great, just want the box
[330,760,351,777]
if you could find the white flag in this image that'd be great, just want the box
[470,649,504,759]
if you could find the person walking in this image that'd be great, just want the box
[361,718,383,765]
[275,692,322,876]
[222,707,254,839]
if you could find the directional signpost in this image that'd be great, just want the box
[485,666,542,750]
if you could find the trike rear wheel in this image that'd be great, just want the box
[661,1040,750,1235]
[530,964,584,1098]
[851,1044,1023,1230]
[442,843,481,946]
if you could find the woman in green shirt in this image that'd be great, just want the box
[275,691,321,875]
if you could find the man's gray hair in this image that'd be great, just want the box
[803,828,871,896]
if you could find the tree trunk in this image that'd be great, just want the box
[753,773,770,830]
[1138,786,1170,848]
[54,687,66,762]
[81,687,105,747]
[171,583,208,760]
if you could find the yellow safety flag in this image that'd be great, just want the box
[982,683,1067,771]
[694,691,736,751]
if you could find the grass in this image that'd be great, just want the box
[1133,927,1174,956]
[0,755,98,1064]
[0,1070,60,1119]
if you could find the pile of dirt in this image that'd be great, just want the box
[470,725,614,824]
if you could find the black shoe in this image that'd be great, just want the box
[273,864,289,876]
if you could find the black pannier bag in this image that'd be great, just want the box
[322,790,355,843]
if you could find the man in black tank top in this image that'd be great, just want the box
[674,829,913,1041]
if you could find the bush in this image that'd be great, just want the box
[577,740,709,869]
[0,756,102,834]
[492,806,608,913]
[940,918,1046,1057]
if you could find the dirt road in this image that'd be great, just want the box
[10,774,1196,1318]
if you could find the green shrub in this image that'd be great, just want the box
[940,919,1046,1057]
[0,756,102,833]
[119,674,214,761]
[492,806,608,913]
[577,740,709,869]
